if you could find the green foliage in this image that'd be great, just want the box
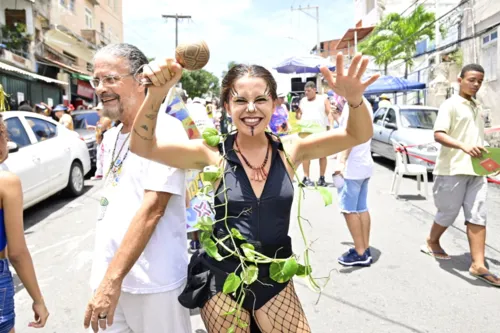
[359,4,444,76]
[221,61,238,79]
[180,69,220,98]
[1,23,32,55]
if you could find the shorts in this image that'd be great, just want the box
[0,259,15,333]
[433,175,487,227]
[337,178,370,213]
[92,284,191,333]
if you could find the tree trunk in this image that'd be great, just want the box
[384,63,388,75]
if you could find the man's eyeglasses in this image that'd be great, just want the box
[89,73,134,89]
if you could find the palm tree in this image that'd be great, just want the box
[221,61,237,79]
[359,4,443,77]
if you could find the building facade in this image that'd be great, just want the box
[462,0,500,127]
[0,0,123,110]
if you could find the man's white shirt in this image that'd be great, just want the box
[90,112,189,294]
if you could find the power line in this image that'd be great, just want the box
[161,14,192,47]
[376,0,470,61]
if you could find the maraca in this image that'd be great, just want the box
[137,40,209,85]
[175,40,210,70]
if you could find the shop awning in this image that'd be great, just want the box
[72,73,93,81]
[44,28,95,64]
[0,61,68,85]
[37,56,90,76]
[334,26,375,51]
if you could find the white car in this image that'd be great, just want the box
[0,111,91,209]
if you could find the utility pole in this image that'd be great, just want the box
[434,0,441,65]
[291,5,320,56]
[161,14,192,47]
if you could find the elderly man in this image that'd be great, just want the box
[83,43,191,333]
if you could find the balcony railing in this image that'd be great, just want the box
[0,47,34,71]
[81,29,110,48]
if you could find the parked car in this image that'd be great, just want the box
[371,105,440,171]
[72,110,99,167]
[0,111,91,209]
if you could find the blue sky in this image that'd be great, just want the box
[123,0,354,83]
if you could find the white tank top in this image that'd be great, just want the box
[299,95,328,127]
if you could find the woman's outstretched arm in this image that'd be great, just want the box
[130,59,219,170]
[293,53,379,164]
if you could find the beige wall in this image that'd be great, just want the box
[45,0,123,70]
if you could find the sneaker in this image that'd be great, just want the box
[365,248,373,264]
[338,248,371,267]
[317,176,327,187]
[300,177,314,187]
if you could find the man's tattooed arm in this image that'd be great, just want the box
[133,98,163,141]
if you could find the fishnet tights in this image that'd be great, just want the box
[254,281,311,333]
[200,292,251,333]
[200,282,310,333]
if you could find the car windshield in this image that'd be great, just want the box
[400,109,437,129]
[72,112,99,129]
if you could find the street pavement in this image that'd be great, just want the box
[13,155,500,333]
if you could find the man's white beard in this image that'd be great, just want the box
[102,104,122,121]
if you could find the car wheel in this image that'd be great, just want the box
[66,161,84,197]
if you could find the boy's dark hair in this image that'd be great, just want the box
[304,81,316,90]
[460,64,485,78]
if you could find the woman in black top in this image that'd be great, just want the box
[130,53,378,333]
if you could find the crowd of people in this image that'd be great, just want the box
[0,40,496,333]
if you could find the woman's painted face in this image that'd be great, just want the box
[225,75,275,137]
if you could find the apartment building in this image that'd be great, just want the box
[0,0,123,110]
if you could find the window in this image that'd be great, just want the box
[72,112,100,129]
[69,0,75,11]
[107,27,113,43]
[5,117,31,148]
[85,7,93,29]
[482,30,498,81]
[373,108,387,125]
[59,0,66,6]
[366,0,375,13]
[400,109,437,129]
[108,0,114,9]
[384,109,397,124]
[100,22,105,34]
[26,117,57,142]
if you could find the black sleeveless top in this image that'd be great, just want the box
[213,132,294,257]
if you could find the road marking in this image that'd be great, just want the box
[31,229,94,256]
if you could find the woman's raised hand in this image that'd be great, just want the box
[320,53,379,105]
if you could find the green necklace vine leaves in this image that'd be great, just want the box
[195,128,333,333]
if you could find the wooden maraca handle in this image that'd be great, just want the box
[139,40,210,86]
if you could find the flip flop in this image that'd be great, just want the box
[420,244,451,260]
[470,272,500,287]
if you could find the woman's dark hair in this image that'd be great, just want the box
[220,64,278,105]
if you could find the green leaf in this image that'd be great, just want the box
[201,183,214,195]
[202,128,221,147]
[238,320,249,329]
[202,239,223,261]
[223,273,241,294]
[231,228,246,241]
[222,308,237,317]
[240,243,255,261]
[202,166,222,182]
[270,257,298,283]
[193,223,212,232]
[199,216,214,226]
[317,187,333,206]
[240,265,258,285]
[200,231,211,243]
[227,325,236,333]
[296,264,312,277]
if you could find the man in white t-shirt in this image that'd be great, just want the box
[83,43,191,333]
[335,98,374,267]
[296,81,332,186]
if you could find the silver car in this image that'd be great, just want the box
[371,105,439,171]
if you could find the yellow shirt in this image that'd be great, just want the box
[433,94,484,176]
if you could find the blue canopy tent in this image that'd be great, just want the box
[274,55,336,74]
[363,75,426,94]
